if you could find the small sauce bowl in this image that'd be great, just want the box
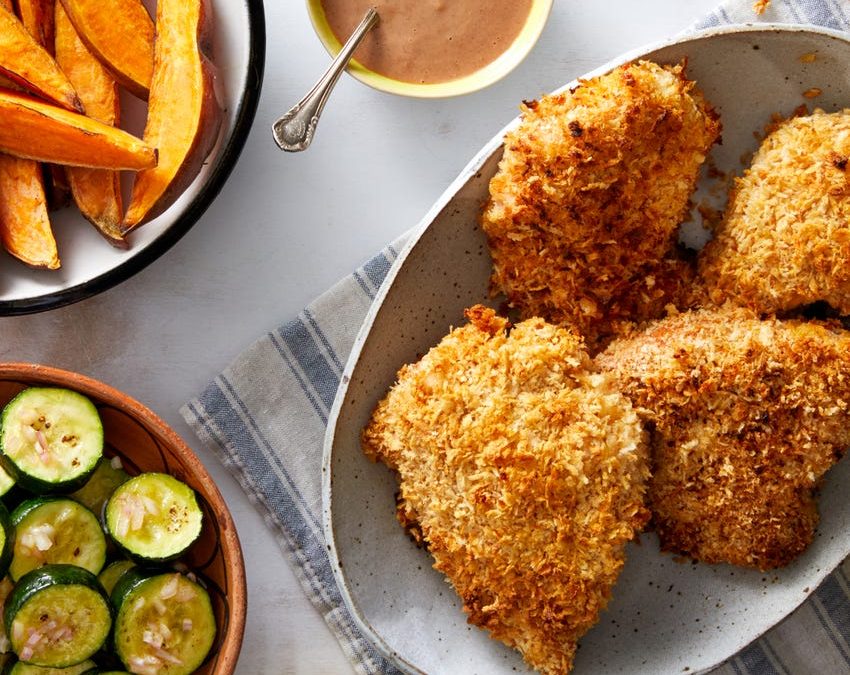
[305,0,554,98]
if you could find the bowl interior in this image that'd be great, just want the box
[325,25,850,675]
[306,0,553,98]
[0,0,264,314]
[0,363,246,675]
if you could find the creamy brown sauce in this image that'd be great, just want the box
[320,0,534,84]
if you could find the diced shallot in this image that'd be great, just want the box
[153,598,167,616]
[159,574,180,599]
[182,618,192,632]
[141,496,159,516]
[130,499,145,531]
[142,629,163,649]
[18,408,38,425]
[176,584,196,602]
[129,654,161,675]
[35,430,50,462]
[24,628,43,649]
[153,647,183,665]
[115,511,131,538]
[21,523,55,552]
[110,455,123,470]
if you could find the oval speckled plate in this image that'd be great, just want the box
[323,24,850,675]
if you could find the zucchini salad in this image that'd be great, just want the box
[0,387,215,675]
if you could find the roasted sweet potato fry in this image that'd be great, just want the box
[0,154,59,269]
[54,2,124,247]
[0,88,156,170]
[59,0,153,100]
[0,4,80,110]
[13,0,68,213]
[15,0,54,54]
[123,0,221,230]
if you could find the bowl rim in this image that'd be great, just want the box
[0,361,248,674]
[305,0,554,98]
[321,22,850,675]
[0,0,267,317]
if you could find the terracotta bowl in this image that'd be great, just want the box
[0,363,246,675]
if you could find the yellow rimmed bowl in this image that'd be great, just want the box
[305,0,554,97]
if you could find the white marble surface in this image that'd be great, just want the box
[0,0,725,672]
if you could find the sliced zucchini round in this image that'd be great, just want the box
[96,561,135,598]
[104,474,202,563]
[4,566,112,668]
[69,459,128,518]
[4,659,97,674]
[0,469,15,500]
[0,389,103,494]
[0,502,14,579]
[10,499,106,582]
[112,571,215,675]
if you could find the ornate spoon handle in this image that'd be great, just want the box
[273,8,379,152]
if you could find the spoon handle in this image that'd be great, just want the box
[273,8,379,152]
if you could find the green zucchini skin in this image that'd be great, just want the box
[0,389,103,495]
[10,499,106,581]
[96,562,135,598]
[0,501,14,579]
[104,474,202,563]
[4,659,97,674]
[4,566,112,668]
[69,460,129,518]
[111,570,216,675]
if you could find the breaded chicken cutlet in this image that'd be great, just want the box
[482,60,720,350]
[699,109,850,315]
[596,306,850,571]
[362,305,650,675]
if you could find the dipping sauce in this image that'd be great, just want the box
[320,0,534,84]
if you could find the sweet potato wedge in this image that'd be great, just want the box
[54,2,124,247]
[123,0,221,230]
[15,0,54,54]
[0,88,157,170]
[0,154,59,269]
[0,4,80,110]
[0,0,23,91]
[59,0,153,100]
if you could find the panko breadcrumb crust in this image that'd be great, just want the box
[362,305,650,675]
[596,306,850,571]
[481,60,720,350]
[698,109,850,315]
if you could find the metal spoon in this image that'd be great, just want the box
[273,8,379,152]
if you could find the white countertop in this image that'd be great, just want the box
[0,0,726,672]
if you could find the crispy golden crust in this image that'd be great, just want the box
[698,109,850,315]
[363,305,649,674]
[481,60,720,349]
[596,306,850,570]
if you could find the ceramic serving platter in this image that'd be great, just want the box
[0,0,265,314]
[323,25,850,675]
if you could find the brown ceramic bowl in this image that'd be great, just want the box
[0,363,246,675]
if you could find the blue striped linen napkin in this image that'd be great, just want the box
[181,1,850,673]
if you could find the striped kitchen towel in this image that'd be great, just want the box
[181,1,850,673]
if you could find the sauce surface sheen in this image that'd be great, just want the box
[320,0,534,84]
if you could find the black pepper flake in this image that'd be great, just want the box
[833,156,847,170]
[568,121,583,137]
